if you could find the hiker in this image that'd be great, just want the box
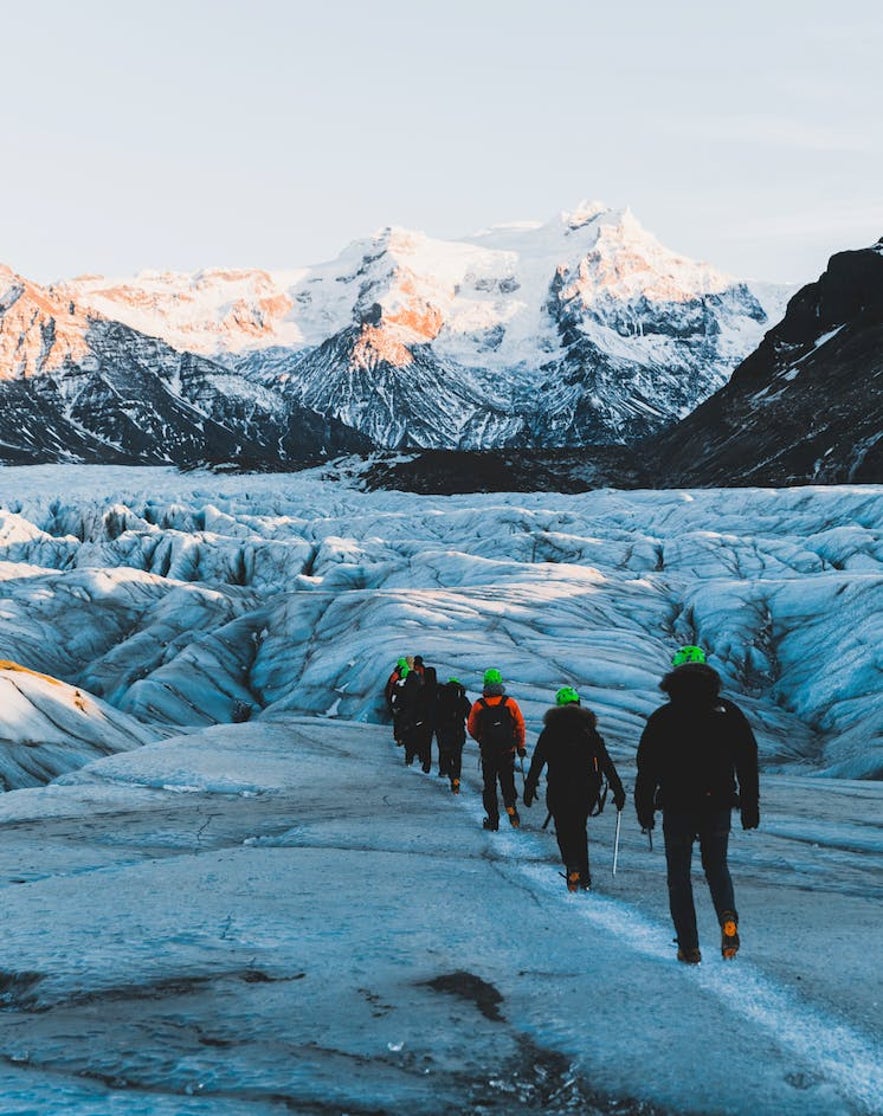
[634,647,759,964]
[434,676,472,793]
[467,669,526,830]
[385,657,409,712]
[522,686,625,892]
[412,664,438,773]
[385,657,410,742]
[390,665,421,759]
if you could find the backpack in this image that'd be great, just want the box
[437,682,465,726]
[477,697,516,751]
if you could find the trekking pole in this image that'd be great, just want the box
[612,810,622,877]
[542,811,552,830]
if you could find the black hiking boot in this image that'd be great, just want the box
[482,817,499,831]
[721,912,740,960]
[677,946,702,965]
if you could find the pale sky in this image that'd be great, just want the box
[2,0,881,284]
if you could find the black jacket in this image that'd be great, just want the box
[634,664,759,824]
[414,666,438,726]
[435,681,471,744]
[525,704,624,814]
[391,671,422,730]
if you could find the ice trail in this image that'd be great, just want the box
[516,859,883,1115]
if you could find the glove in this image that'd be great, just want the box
[637,811,655,832]
[613,789,626,812]
[741,803,760,830]
[517,748,527,759]
[522,788,534,808]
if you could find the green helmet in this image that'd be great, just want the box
[396,657,408,670]
[556,686,580,706]
[448,676,461,686]
[483,668,503,686]
[672,645,706,666]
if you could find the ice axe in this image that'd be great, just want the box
[612,809,622,877]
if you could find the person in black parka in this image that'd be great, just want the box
[523,686,625,891]
[434,676,472,793]
[391,666,422,765]
[634,653,759,964]
[412,664,438,773]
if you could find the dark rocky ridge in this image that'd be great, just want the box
[646,241,883,486]
[360,446,647,494]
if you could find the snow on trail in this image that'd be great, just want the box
[532,882,883,1115]
[494,812,883,1116]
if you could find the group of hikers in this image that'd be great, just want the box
[384,645,760,965]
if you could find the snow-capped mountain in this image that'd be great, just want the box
[58,266,308,356]
[54,204,791,452]
[648,238,883,485]
[0,266,371,465]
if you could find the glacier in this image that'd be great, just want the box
[1,465,879,782]
[0,465,880,1114]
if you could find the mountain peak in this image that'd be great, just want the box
[561,200,610,230]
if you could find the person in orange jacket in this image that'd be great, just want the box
[467,668,526,831]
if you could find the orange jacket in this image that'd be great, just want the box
[467,693,526,751]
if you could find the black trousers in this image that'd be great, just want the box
[481,749,517,821]
[436,729,465,780]
[663,808,736,951]
[552,802,592,883]
[404,722,433,771]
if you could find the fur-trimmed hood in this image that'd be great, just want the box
[542,703,598,731]
[661,663,722,704]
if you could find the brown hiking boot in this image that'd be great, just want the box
[451,778,460,794]
[506,805,520,828]
[721,912,740,959]
[677,946,702,964]
[566,869,581,893]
